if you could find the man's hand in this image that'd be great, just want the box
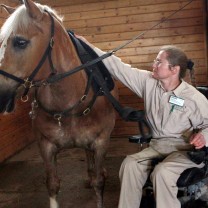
[190,133,206,149]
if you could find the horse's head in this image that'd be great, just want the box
[0,0,63,113]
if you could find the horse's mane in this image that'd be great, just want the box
[0,3,63,64]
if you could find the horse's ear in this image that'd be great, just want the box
[1,4,16,14]
[24,0,43,21]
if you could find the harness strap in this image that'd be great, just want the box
[46,50,114,84]
[65,33,152,138]
[91,67,152,139]
[35,72,97,119]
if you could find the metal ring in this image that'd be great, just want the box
[54,114,62,120]
[21,95,29,103]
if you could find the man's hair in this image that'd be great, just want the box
[160,45,189,78]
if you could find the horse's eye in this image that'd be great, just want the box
[13,37,29,49]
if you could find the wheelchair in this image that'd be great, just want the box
[129,134,208,208]
[128,85,208,208]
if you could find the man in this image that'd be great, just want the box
[77,36,208,208]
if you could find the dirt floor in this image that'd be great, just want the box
[1,137,208,208]
[0,137,138,208]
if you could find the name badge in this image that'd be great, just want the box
[169,95,184,107]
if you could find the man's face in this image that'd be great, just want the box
[152,50,173,80]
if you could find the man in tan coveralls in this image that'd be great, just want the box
[78,35,208,208]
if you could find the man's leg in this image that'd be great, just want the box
[118,147,162,208]
[151,151,204,208]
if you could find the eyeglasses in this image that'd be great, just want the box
[153,59,172,67]
[153,59,162,66]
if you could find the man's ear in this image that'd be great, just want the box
[170,65,180,75]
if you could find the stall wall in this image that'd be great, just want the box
[46,0,208,136]
[0,0,207,161]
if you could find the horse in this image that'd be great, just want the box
[0,0,117,207]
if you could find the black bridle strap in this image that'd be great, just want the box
[26,11,55,82]
[21,13,54,97]
[0,70,24,84]
[0,10,55,98]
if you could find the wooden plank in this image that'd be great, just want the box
[95,34,204,50]
[65,14,203,33]
[0,101,31,124]
[83,26,203,43]
[115,42,205,57]
[61,3,202,24]
[53,0,200,15]
[0,114,31,137]
[69,16,203,36]
[41,0,191,8]
[120,50,205,65]
[0,124,33,152]
[0,131,34,163]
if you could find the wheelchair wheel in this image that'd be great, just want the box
[182,199,208,208]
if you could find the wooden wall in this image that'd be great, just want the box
[50,0,207,136]
[0,0,207,162]
[0,1,34,163]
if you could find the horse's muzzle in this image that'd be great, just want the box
[0,91,16,113]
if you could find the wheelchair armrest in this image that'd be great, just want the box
[196,86,208,99]
[177,148,208,187]
[177,167,205,187]
[187,150,206,164]
[187,147,208,164]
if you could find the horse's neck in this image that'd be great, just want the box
[37,72,88,111]
[36,30,89,110]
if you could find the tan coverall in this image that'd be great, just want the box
[94,47,208,208]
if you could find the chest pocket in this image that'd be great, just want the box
[163,105,190,134]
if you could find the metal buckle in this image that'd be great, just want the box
[83,108,90,115]
[23,78,34,89]
[50,37,54,48]
[80,95,87,102]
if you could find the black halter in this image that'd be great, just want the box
[0,10,56,99]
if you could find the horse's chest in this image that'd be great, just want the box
[33,116,102,148]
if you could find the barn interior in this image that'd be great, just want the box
[0,0,207,207]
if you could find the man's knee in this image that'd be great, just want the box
[150,162,167,181]
[119,156,137,179]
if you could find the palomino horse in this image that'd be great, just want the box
[0,0,117,207]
